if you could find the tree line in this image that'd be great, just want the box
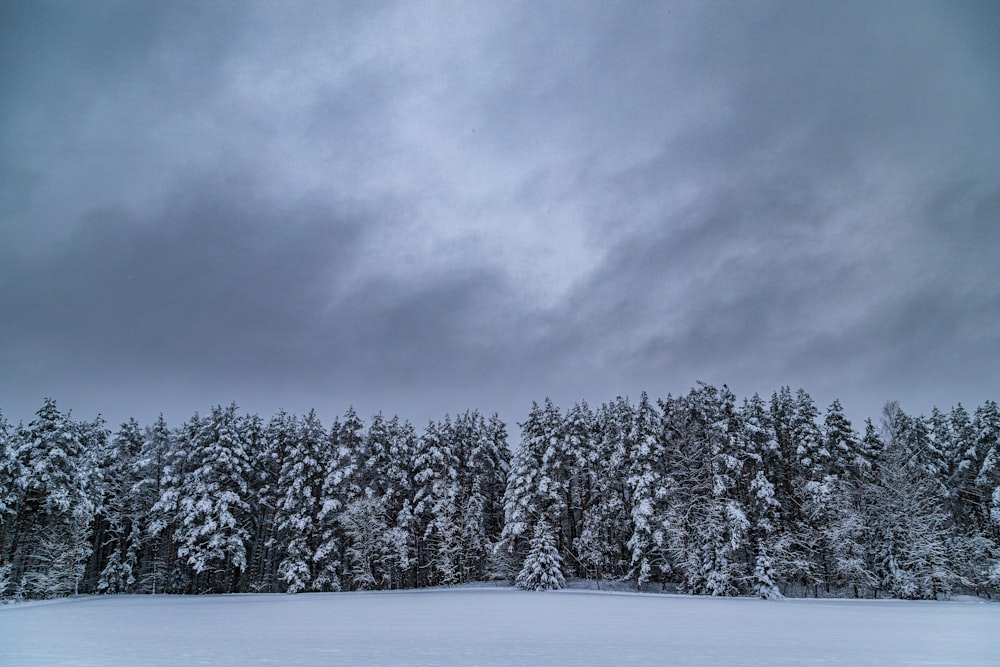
[504,387,999,599]
[0,401,509,598]
[1,385,998,600]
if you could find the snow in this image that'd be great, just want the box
[1,587,997,666]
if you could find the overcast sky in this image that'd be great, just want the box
[1,0,998,431]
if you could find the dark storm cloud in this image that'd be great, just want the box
[553,133,1000,416]
[0,172,536,423]
[1,0,998,428]
[502,0,1000,419]
[0,178,352,399]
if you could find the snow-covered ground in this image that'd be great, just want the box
[1,587,997,666]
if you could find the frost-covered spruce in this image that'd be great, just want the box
[516,521,565,591]
[9,399,96,598]
[158,404,254,592]
[96,419,145,594]
[0,412,20,587]
[275,409,334,593]
[627,392,666,586]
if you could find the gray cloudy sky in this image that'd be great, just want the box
[1,0,998,430]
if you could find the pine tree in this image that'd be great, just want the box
[95,419,145,593]
[333,407,366,502]
[167,404,254,592]
[794,395,847,595]
[859,418,884,466]
[135,415,173,593]
[576,399,627,582]
[8,400,95,598]
[455,412,510,581]
[948,405,980,519]
[315,411,362,591]
[793,390,828,480]
[663,385,748,596]
[515,521,565,590]
[247,410,290,591]
[863,403,956,599]
[359,413,394,501]
[626,393,667,587]
[274,410,335,592]
[413,418,462,585]
[500,399,568,580]
[769,386,798,516]
[382,417,418,588]
[0,411,20,590]
[824,399,864,478]
[483,415,512,539]
[974,402,1000,536]
[740,394,785,598]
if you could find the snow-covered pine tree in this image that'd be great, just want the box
[500,399,568,581]
[927,407,955,487]
[515,520,565,590]
[861,403,956,599]
[792,390,840,594]
[973,402,1000,533]
[412,418,462,586]
[378,416,418,589]
[626,393,669,587]
[274,411,323,592]
[824,399,865,478]
[575,399,624,582]
[947,404,980,522]
[792,394,842,595]
[334,407,366,502]
[237,411,268,593]
[921,404,996,593]
[0,411,19,594]
[663,384,749,596]
[359,413,393,501]
[483,414,512,542]
[459,476,489,581]
[962,401,1000,595]
[859,418,884,468]
[67,414,108,593]
[453,411,510,581]
[149,412,205,593]
[384,416,417,517]
[233,412,271,592]
[132,414,173,593]
[315,411,361,590]
[346,414,418,590]
[8,399,95,598]
[767,388,819,594]
[704,385,749,596]
[739,394,785,599]
[94,419,145,593]
[445,412,485,582]
[499,416,541,578]
[168,404,254,593]
[793,390,829,480]
[769,386,798,511]
[250,410,294,591]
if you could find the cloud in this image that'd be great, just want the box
[0,1,997,428]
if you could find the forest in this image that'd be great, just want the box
[1,385,998,600]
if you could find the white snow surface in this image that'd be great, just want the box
[1,586,997,666]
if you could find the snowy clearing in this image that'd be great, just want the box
[1,587,997,666]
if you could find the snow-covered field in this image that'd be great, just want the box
[1,587,997,666]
